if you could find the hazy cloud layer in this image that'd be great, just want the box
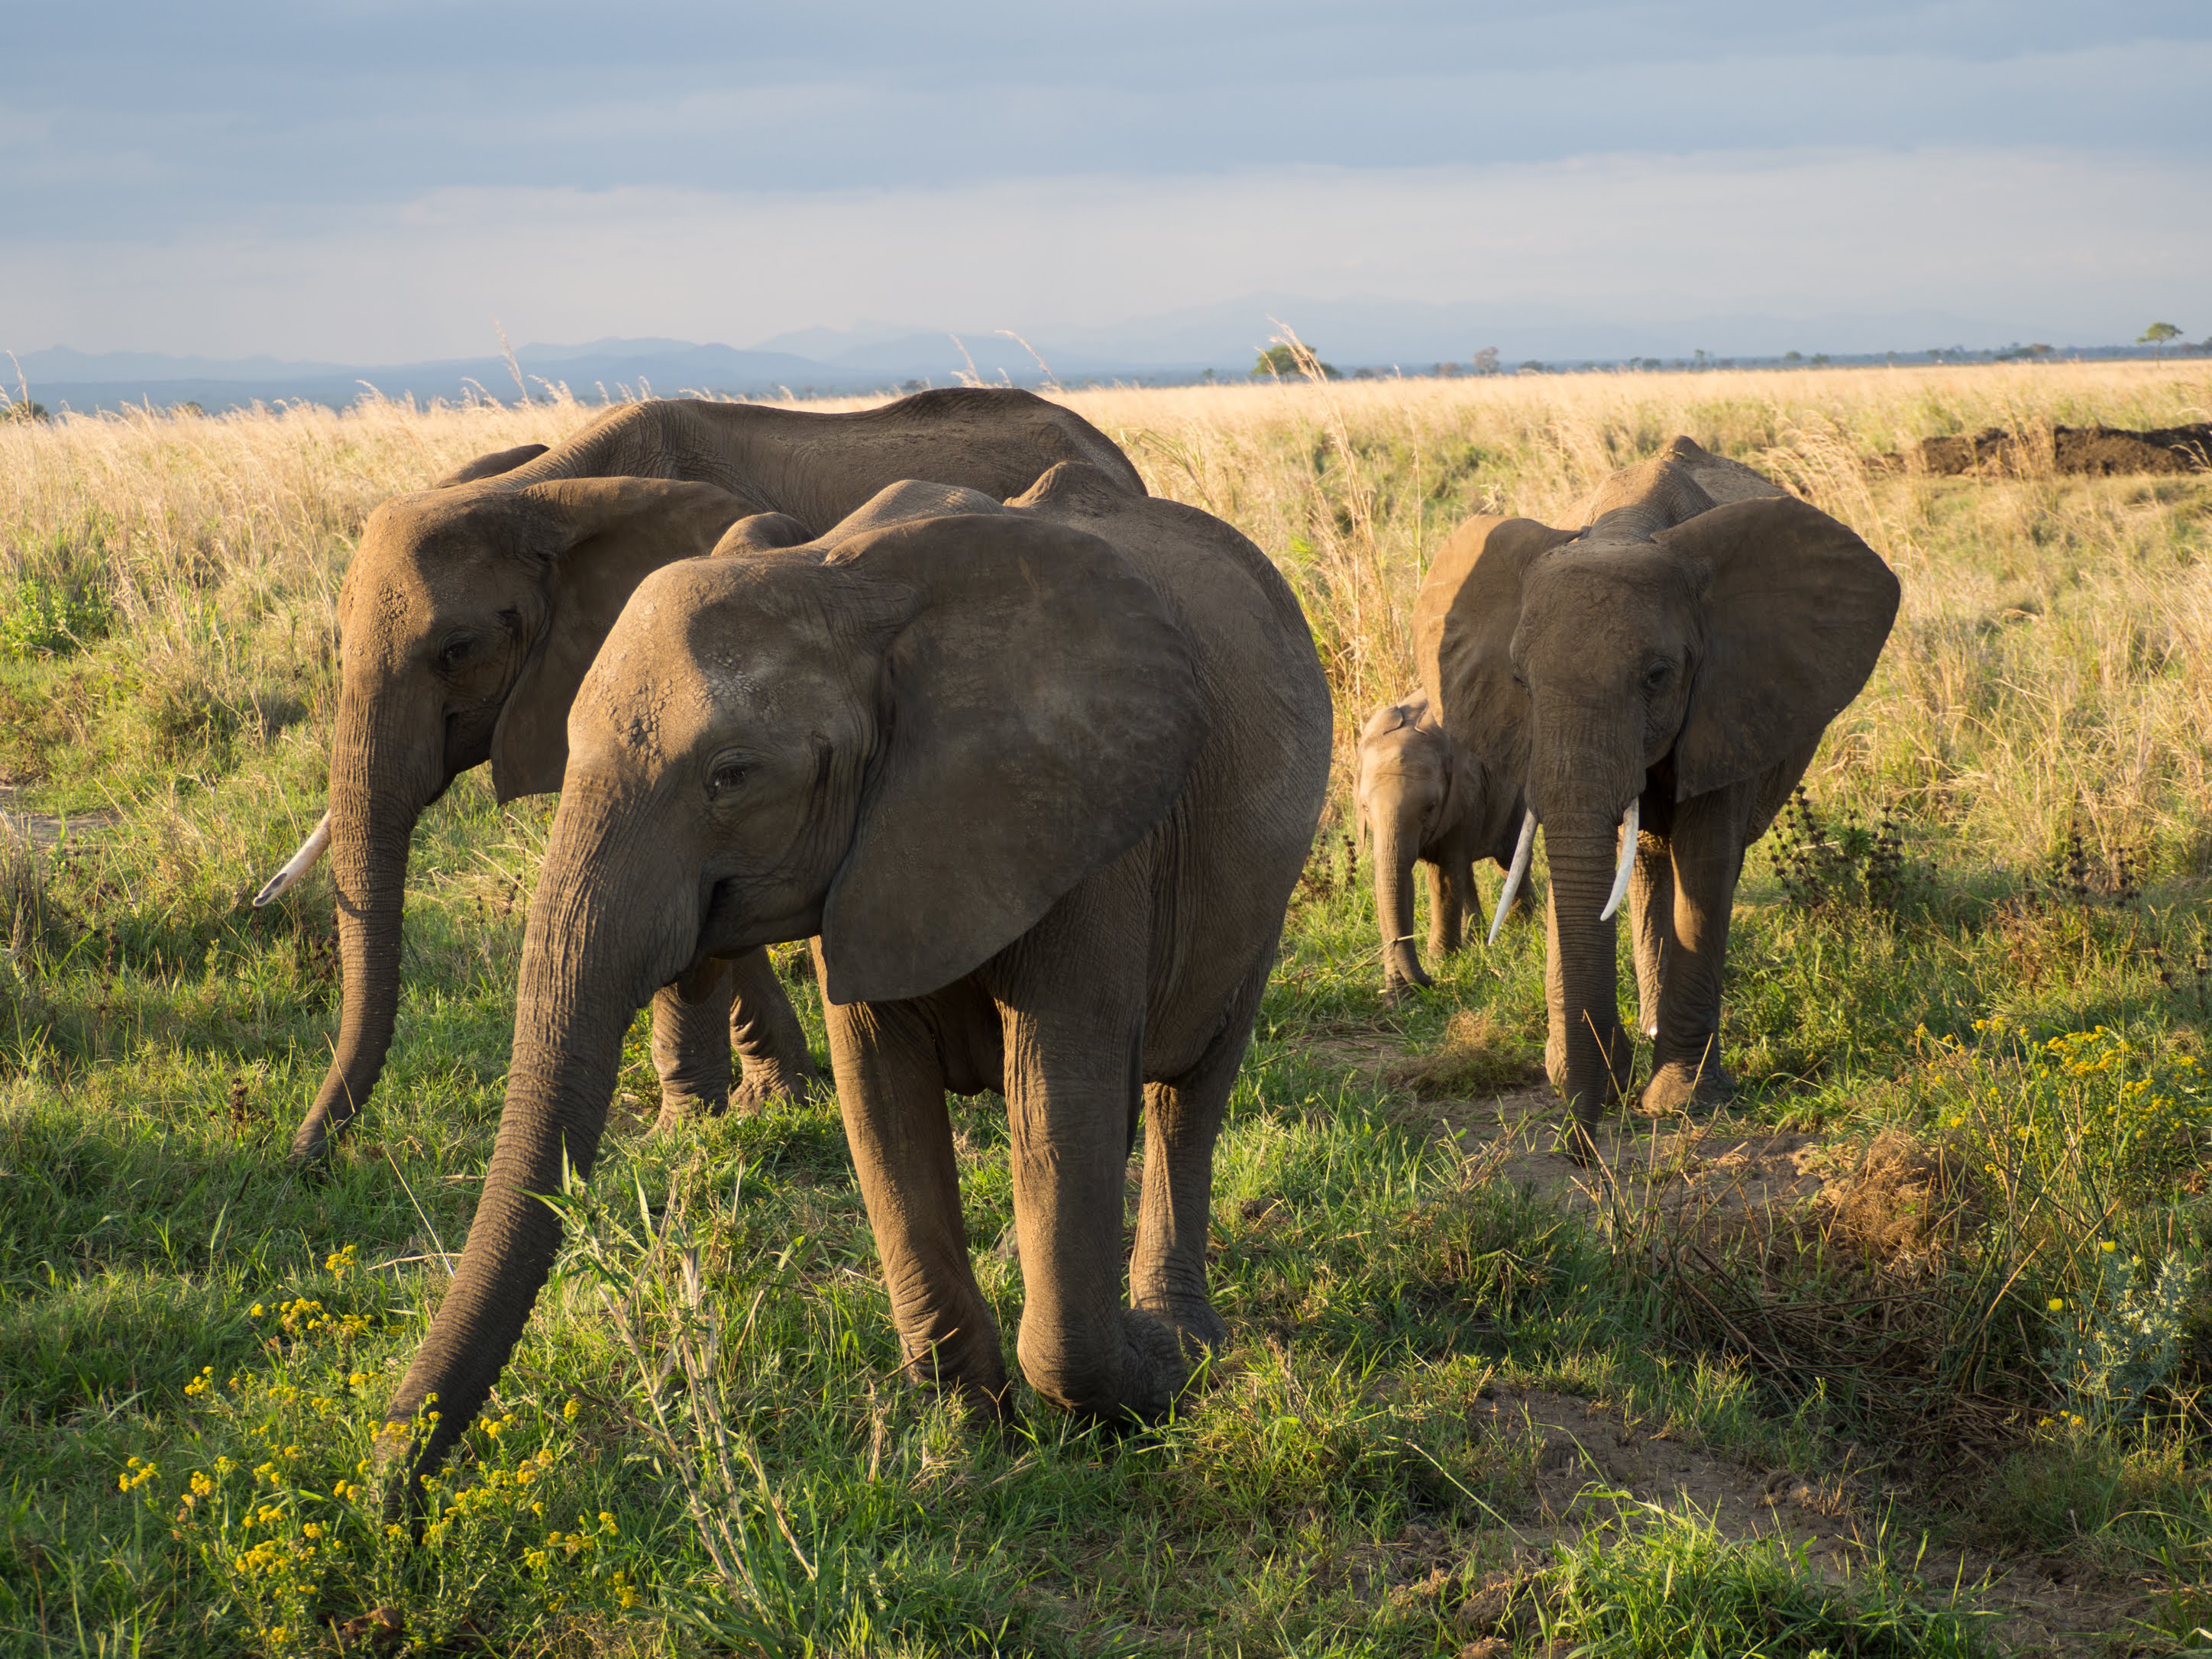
[7,3,2207,357]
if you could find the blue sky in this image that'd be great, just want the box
[6,2,2208,360]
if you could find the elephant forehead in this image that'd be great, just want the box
[584,581,852,750]
[1520,547,1699,635]
[348,493,520,619]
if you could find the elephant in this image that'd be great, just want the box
[1415,435,1897,1151]
[251,387,1143,1165]
[378,464,1332,1492]
[1353,692,1528,992]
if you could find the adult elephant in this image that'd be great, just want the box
[1415,437,1897,1150]
[254,388,1142,1166]
[380,466,1332,1491]
[1353,692,1527,992]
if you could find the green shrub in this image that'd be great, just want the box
[0,576,113,658]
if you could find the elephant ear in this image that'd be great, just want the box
[1415,516,1580,781]
[1664,496,1900,800]
[818,513,1205,1005]
[489,477,751,800]
[433,442,550,487]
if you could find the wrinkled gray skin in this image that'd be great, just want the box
[380,465,1332,1493]
[276,388,1142,1165]
[1418,437,1898,1153]
[1354,693,1527,991]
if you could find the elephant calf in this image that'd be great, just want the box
[382,466,1332,1490]
[1417,436,1897,1150]
[1354,692,1528,991]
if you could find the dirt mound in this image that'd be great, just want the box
[1898,422,2212,477]
[1808,1127,1981,1269]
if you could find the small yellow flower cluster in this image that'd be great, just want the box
[525,1510,619,1571]
[183,1365,218,1397]
[118,1457,159,1493]
[323,1243,360,1279]
[419,1445,567,1547]
[1945,1021,2212,1197]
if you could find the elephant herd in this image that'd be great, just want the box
[248,389,1897,1501]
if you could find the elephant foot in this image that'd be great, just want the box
[732,1051,815,1113]
[1021,1309,1189,1423]
[900,1311,1011,1413]
[1133,1289,1231,1370]
[1640,1053,1734,1117]
[648,1085,727,1137]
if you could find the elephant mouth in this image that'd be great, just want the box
[1488,797,1640,938]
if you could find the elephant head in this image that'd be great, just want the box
[1418,438,1897,1132]
[382,484,1202,1484]
[1353,693,1523,989]
[264,456,753,1163]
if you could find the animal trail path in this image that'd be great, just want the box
[1304,1028,2162,1653]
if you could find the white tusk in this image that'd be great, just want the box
[1599,797,1640,921]
[1487,810,1537,946]
[253,812,331,907]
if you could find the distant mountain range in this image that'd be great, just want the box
[8,297,2197,415]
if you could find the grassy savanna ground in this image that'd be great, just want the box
[1,360,2210,1654]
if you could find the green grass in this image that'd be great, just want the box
[2,376,2210,1654]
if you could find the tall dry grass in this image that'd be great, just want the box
[3,361,2209,879]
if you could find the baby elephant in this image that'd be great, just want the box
[1355,692,1528,991]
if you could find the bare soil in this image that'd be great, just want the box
[0,784,113,847]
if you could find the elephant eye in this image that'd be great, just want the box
[707,758,750,801]
[1643,660,1674,691]
[436,633,477,671]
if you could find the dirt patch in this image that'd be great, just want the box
[1383,1008,1545,1098]
[0,784,114,847]
[1887,422,2212,477]
[1810,1127,1982,1271]
[1393,1080,1826,1227]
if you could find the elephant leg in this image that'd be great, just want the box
[1642,793,1747,1116]
[1451,849,1486,953]
[1628,830,1673,1043]
[728,946,817,1111]
[820,965,1006,1408]
[985,873,1185,1421]
[1426,854,1465,961]
[1130,943,1271,1365]
[648,965,735,1130]
[1543,878,1632,1107]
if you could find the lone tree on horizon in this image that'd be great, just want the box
[1253,343,1340,380]
[2139,321,2182,357]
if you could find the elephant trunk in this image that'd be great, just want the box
[382,791,690,1495]
[1544,814,1634,1137]
[1371,802,1429,991]
[291,701,434,1164]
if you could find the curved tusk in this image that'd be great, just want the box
[253,812,331,907]
[1486,810,1538,947]
[1598,797,1640,921]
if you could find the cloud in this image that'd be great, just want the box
[5,145,2205,361]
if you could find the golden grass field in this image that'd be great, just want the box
[2,361,2210,1654]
